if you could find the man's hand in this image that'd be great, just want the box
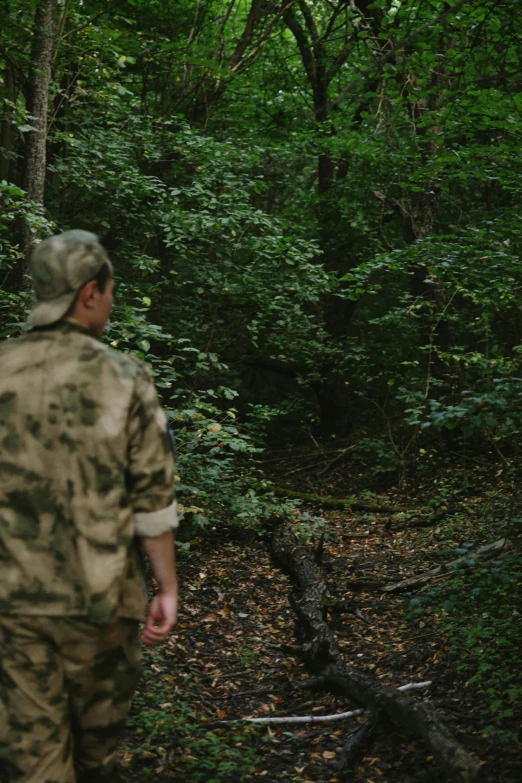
[139,530,178,647]
[141,590,178,647]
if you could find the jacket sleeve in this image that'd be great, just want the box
[126,366,178,537]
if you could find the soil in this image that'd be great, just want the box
[119,453,522,782]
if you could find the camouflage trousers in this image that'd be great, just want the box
[0,616,141,783]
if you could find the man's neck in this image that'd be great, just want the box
[63,317,96,336]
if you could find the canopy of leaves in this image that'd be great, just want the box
[2,0,522,507]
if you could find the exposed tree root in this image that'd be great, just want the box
[383,538,511,594]
[270,521,480,782]
[335,708,378,771]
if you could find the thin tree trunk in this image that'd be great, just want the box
[18,0,58,289]
[0,67,15,182]
[283,3,358,432]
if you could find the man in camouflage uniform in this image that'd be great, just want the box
[0,231,179,783]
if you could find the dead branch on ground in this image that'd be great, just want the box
[383,538,511,594]
[216,682,431,726]
[270,521,480,782]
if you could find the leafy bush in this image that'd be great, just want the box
[406,552,522,742]
[0,183,55,337]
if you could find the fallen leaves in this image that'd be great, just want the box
[120,485,503,782]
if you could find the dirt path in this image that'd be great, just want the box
[119,502,515,783]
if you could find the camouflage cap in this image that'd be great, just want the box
[27,230,113,327]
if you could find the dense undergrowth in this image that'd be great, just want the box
[407,532,522,746]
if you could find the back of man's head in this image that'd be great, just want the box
[27,230,113,328]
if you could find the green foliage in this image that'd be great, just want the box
[406,553,522,742]
[105,292,306,535]
[128,649,257,782]
[1,0,522,507]
[3,0,522,488]
[336,219,522,461]
[0,183,55,337]
[352,437,402,476]
[0,181,53,266]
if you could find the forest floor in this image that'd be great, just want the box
[120,450,522,783]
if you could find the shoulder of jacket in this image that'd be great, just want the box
[0,328,152,381]
[96,341,153,379]
[73,332,154,379]
[0,329,42,358]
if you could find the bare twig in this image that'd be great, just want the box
[424,287,460,400]
[317,444,358,477]
[216,682,432,726]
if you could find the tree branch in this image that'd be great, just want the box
[283,4,317,90]
[330,0,471,111]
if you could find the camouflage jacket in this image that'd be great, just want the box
[0,320,177,623]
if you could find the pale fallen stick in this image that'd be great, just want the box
[240,708,365,726]
[219,681,432,725]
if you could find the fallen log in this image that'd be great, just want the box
[270,521,480,782]
[261,485,408,513]
[388,506,458,531]
[383,538,511,594]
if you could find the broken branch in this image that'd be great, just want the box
[383,538,511,594]
[335,708,379,771]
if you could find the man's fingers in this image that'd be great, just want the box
[142,592,178,647]
[143,626,166,637]
[141,615,173,645]
[141,627,170,646]
[143,613,169,635]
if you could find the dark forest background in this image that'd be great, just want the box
[3,0,522,570]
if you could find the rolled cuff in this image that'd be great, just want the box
[135,501,179,537]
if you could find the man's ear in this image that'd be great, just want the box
[77,280,99,310]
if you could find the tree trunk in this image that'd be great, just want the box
[18,0,58,289]
[282,4,358,433]
[0,67,15,183]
